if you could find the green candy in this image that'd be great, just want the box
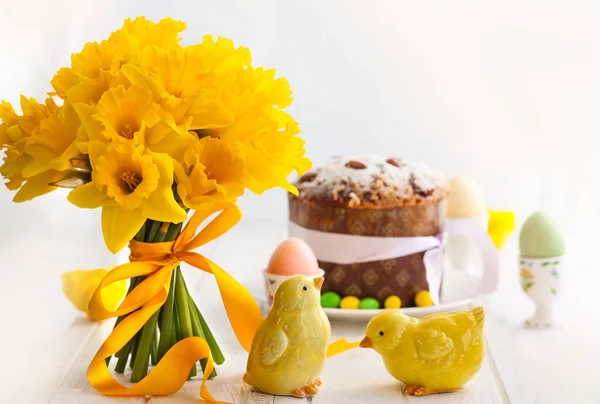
[320,291,341,308]
[359,297,380,310]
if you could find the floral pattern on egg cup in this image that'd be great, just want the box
[519,256,563,328]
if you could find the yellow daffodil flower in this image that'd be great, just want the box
[68,142,186,253]
[2,16,311,255]
[74,85,161,151]
[175,137,246,209]
[75,84,195,161]
[123,46,233,136]
[188,35,251,74]
[21,102,81,178]
[5,100,90,202]
[0,101,19,147]
[0,102,27,190]
[94,85,161,145]
[121,45,234,161]
[0,97,73,199]
[51,40,121,104]
[107,17,186,62]
[212,66,311,194]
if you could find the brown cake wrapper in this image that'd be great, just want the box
[288,196,446,307]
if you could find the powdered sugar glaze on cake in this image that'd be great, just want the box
[295,155,448,208]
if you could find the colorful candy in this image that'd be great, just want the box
[320,291,341,308]
[340,296,360,309]
[384,295,402,309]
[359,297,380,310]
[415,290,433,307]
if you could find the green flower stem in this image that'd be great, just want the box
[107,218,224,382]
[135,222,147,242]
[146,220,162,243]
[173,298,181,343]
[153,222,171,243]
[129,333,140,370]
[131,310,160,382]
[129,221,175,381]
[151,323,159,366]
[188,294,217,379]
[181,276,223,369]
[175,266,197,378]
[175,268,194,339]
[165,222,183,243]
[191,297,225,365]
[106,222,148,366]
[188,296,208,372]
[157,270,177,362]
[114,341,132,374]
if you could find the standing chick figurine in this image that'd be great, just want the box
[244,275,331,397]
[360,307,485,396]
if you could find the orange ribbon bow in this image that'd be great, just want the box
[85,203,358,403]
[87,204,263,403]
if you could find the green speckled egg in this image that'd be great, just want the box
[359,297,380,310]
[519,211,565,258]
[321,291,341,308]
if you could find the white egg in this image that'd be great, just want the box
[446,177,487,218]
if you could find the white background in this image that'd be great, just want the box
[0,2,599,402]
[1,0,598,277]
[1,0,598,237]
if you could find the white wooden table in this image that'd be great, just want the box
[1,217,599,404]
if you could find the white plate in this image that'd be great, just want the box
[323,270,480,321]
[257,270,481,321]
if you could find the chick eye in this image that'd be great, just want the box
[379,331,384,336]
[303,286,308,291]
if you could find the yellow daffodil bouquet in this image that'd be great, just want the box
[0,16,309,394]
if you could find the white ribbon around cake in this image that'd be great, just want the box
[288,219,499,305]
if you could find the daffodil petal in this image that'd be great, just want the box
[187,100,233,130]
[142,153,187,223]
[148,130,196,162]
[21,161,50,178]
[68,182,113,209]
[121,64,158,94]
[143,189,187,223]
[13,170,62,202]
[51,67,79,98]
[87,141,108,167]
[73,103,104,145]
[101,205,146,254]
[279,180,299,196]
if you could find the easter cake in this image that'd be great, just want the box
[288,155,449,308]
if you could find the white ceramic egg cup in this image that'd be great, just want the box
[519,256,563,328]
[262,269,325,306]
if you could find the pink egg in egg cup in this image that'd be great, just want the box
[263,237,325,305]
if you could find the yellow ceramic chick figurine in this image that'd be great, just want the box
[244,275,331,397]
[360,307,485,396]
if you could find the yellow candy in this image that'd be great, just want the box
[384,295,402,309]
[340,296,360,309]
[415,290,433,307]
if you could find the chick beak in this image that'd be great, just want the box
[313,277,324,290]
[359,336,372,348]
